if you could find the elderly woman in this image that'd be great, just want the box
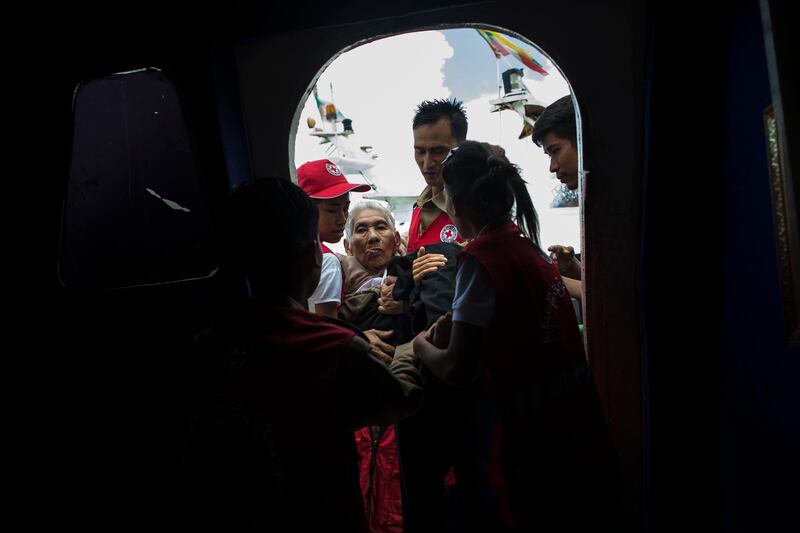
[338,201,413,346]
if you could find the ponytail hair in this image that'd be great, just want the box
[442,141,540,248]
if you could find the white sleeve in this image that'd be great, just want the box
[451,254,495,327]
[309,253,343,305]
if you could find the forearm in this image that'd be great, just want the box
[562,276,582,301]
[390,341,424,389]
[414,333,478,387]
[414,336,457,384]
[314,301,339,318]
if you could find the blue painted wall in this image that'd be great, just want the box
[721,1,800,530]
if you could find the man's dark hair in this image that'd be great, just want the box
[413,98,468,142]
[531,95,576,147]
[221,177,318,284]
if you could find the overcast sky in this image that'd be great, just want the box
[292,28,579,253]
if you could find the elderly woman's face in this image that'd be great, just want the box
[350,208,400,271]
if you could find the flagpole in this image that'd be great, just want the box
[496,56,503,143]
[329,83,337,134]
[496,56,501,98]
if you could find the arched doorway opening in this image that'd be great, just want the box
[290,25,586,320]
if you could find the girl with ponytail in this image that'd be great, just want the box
[440,141,540,247]
[413,141,618,531]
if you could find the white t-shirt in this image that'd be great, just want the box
[451,254,496,327]
[310,253,343,305]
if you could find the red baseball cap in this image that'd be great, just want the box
[297,159,371,199]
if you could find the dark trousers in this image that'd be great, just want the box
[396,375,495,533]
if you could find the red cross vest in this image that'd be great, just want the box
[460,220,616,529]
[406,207,464,254]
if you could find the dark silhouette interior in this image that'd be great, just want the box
[19,0,798,531]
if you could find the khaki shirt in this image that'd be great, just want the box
[415,185,448,236]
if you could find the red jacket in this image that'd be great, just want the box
[354,425,403,533]
[461,221,616,530]
[188,304,368,532]
[406,207,463,253]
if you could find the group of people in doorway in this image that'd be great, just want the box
[180,96,618,532]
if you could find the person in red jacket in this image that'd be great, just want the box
[406,99,467,285]
[414,142,618,532]
[180,178,422,532]
[407,99,467,253]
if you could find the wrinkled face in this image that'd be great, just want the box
[349,208,401,271]
[413,118,459,192]
[541,132,579,190]
[316,193,350,244]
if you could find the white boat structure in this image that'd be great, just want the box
[304,84,419,232]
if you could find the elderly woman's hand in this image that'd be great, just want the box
[378,275,404,315]
[363,329,395,363]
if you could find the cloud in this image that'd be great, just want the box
[294,30,454,195]
[524,67,572,107]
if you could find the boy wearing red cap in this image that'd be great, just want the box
[297,159,371,318]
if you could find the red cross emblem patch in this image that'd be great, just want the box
[440,224,458,243]
[325,162,342,176]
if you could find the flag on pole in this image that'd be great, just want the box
[313,85,345,122]
[478,28,509,59]
[476,29,549,76]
